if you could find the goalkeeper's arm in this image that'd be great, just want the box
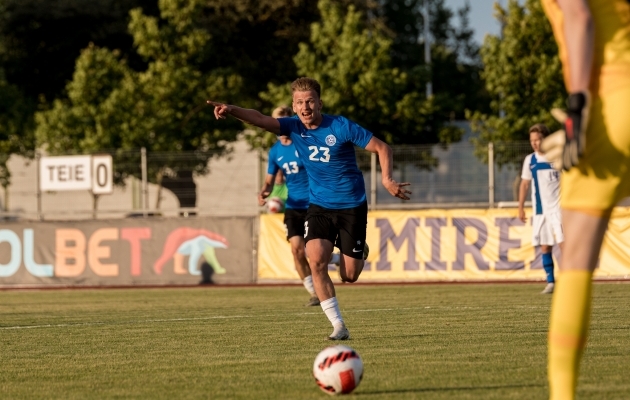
[559,0,593,93]
[542,0,594,170]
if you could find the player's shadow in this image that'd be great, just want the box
[199,261,215,285]
[356,383,543,396]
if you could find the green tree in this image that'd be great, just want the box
[259,0,460,149]
[0,1,36,193]
[374,0,488,122]
[2,0,484,152]
[0,0,159,103]
[0,68,34,191]
[468,0,566,165]
[35,0,244,208]
[0,0,155,202]
[197,0,380,101]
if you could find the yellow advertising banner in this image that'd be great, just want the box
[257,208,630,281]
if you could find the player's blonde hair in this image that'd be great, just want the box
[272,106,292,118]
[291,77,321,98]
[529,123,550,137]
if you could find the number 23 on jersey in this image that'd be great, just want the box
[308,146,330,162]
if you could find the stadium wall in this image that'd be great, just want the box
[258,208,630,282]
[0,217,254,287]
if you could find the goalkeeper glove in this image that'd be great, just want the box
[541,92,590,171]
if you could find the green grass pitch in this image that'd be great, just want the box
[1,283,629,399]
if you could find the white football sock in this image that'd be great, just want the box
[302,275,317,297]
[320,297,344,327]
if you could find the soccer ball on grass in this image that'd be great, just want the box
[313,345,363,395]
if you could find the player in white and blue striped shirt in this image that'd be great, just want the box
[518,124,564,294]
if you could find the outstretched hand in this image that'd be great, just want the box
[383,179,411,200]
[206,100,232,120]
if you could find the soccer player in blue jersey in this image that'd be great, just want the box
[259,106,319,306]
[518,124,564,294]
[208,77,411,340]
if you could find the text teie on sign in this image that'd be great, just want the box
[39,155,113,194]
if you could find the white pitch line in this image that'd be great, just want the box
[0,305,544,331]
[0,315,254,330]
[1,322,105,330]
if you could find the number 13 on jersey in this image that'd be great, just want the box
[282,162,299,174]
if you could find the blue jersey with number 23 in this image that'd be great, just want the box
[278,115,373,209]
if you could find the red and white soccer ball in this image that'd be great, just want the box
[313,345,363,395]
[267,197,284,213]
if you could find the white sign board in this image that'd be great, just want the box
[40,155,92,191]
[40,155,113,194]
[91,155,113,194]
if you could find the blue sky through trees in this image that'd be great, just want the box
[444,0,522,44]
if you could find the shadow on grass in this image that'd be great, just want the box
[356,383,544,396]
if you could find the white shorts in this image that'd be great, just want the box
[532,212,564,246]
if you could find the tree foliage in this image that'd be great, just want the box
[468,0,566,165]
[1,0,489,150]
[35,0,244,186]
[0,0,159,102]
[255,0,488,150]
[0,68,34,188]
[0,1,36,188]
[0,0,493,183]
[260,0,464,149]
[375,0,487,121]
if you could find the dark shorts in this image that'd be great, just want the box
[284,208,307,240]
[304,202,368,259]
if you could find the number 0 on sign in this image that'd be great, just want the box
[91,155,113,194]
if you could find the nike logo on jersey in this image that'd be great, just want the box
[352,248,362,253]
[300,133,312,137]
[277,156,283,161]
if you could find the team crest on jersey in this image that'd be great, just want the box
[325,135,337,146]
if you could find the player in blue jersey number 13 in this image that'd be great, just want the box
[208,77,411,340]
[259,106,319,307]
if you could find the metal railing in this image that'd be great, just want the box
[1,140,534,220]
[358,141,531,210]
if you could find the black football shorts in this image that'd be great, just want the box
[304,202,368,259]
[284,208,307,240]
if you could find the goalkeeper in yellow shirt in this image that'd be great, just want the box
[540,0,630,399]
